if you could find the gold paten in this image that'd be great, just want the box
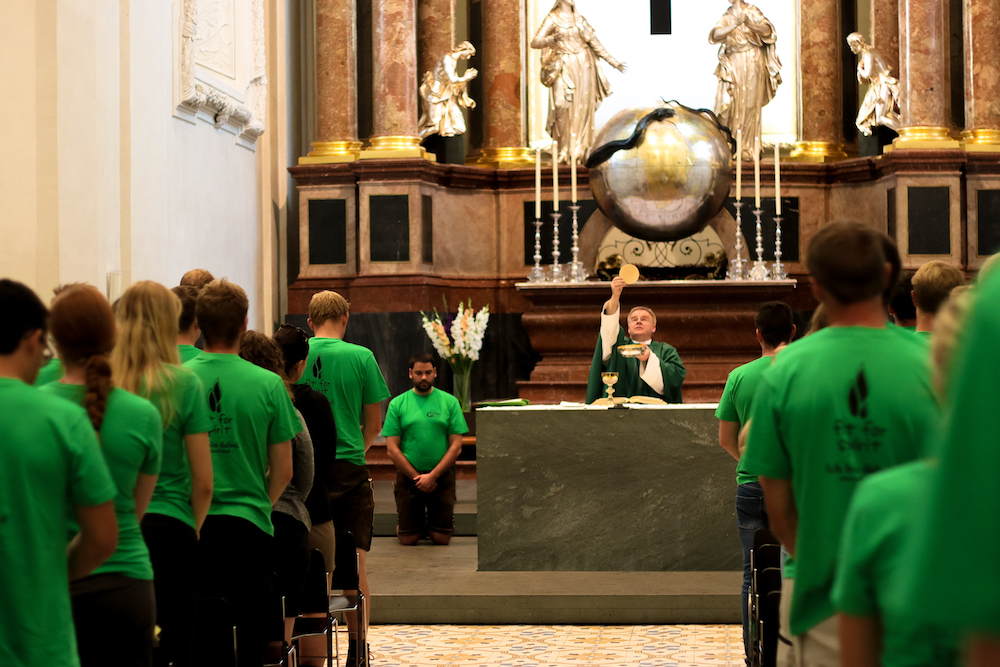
[962,129,1000,153]
[788,141,848,162]
[890,126,961,150]
[298,140,364,165]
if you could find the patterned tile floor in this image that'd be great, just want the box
[367,624,746,666]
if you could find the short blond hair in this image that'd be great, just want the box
[180,269,215,291]
[912,261,966,315]
[309,290,350,327]
[627,306,657,327]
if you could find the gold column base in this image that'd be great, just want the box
[788,141,848,162]
[298,140,364,164]
[889,126,961,151]
[473,146,536,169]
[359,135,436,161]
[962,129,1000,152]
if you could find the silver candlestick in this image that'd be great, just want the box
[749,207,771,281]
[772,215,787,280]
[528,215,547,282]
[568,204,586,282]
[549,211,565,282]
[729,201,748,280]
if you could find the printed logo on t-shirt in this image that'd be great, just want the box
[207,379,237,453]
[307,356,332,395]
[830,368,887,482]
[426,411,440,418]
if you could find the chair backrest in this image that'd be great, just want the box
[300,549,330,614]
[332,531,359,590]
[753,528,782,571]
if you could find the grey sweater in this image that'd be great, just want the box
[273,409,315,530]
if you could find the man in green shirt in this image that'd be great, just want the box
[384,352,468,546]
[715,301,795,664]
[300,289,390,664]
[186,279,298,667]
[0,279,118,667]
[172,284,203,363]
[585,276,686,403]
[911,260,965,336]
[742,222,938,666]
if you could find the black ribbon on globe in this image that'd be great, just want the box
[585,101,737,170]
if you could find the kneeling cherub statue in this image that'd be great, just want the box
[418,41,478,139]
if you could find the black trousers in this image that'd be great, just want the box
[71,573,156,667]
[196,515,272,667]
[271,511,310,618]
[142,512,199,667]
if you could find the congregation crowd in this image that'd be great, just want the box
[0,270,468,667]
[711,222,1000,667]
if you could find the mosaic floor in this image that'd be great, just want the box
[367,624,746,666]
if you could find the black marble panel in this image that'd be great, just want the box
[421,135,466,165]
[356,0,373,143]
[523,200,600,265]
[650,0,671,34]
[723,197,800,262]
[887,187,897,241]
[466,0,483,153]
[283,312,540,408]
[308,199,348,265]
[979,190,1000,256]
[421,194,433,264]
[859,126,898,158]
[369,194,410,262]
[908,187,950,255]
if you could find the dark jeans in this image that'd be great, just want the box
[142,513,199,667]
[71,573,156,667]
[737,481,769,665]
[196,515,272,667]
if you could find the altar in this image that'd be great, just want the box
[476,404,742,573]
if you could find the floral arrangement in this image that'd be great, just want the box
[421,300,490,411]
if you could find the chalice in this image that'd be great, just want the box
[601,371,619,405]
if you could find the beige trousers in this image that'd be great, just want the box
[777,579,841,667]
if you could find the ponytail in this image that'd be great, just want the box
[83,353,114,431]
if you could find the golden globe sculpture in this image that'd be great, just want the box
[587,102,734,242]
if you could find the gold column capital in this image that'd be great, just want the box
[473,147,536,169]
[788,141,848,162]
[359,135,436,161]
[298,141,365,165]
[962,129,1000,152]
[890,126,961,150]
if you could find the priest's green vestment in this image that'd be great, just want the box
[585,325,686,403]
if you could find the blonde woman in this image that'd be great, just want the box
[111,281,213,667]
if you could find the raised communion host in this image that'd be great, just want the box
[586,275,686,403]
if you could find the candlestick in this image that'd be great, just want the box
[571,134,578,203]
[549,210,565,282]
[754,136,761,209]
[552,141,559,212]
[569,204,586,282]
[729,201,748,280]
[529,215,546,283]
[535,148,542,220]
[773,215,787,280]
[749,206,771,281]
[735,130,742,201]
[774,142,781,215]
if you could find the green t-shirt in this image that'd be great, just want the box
[741,326,938,635]
[832,461,959,667]
[41,383,163,581]
[145,366,212,529]
[0,378,116,667]
[34,357,64,386]
[184,353,302,535]
[382,388,469,473]
[300,338,390,465]
[906,269,1000,633]
[715,355,772,485]
[178,344,202,364]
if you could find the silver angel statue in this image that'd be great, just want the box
[847,32,901,136]
[418,41,478,139]
[709,0,782,159]
[530,0,627,164]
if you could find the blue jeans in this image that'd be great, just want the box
[737,481,769,665]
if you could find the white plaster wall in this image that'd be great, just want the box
[527,0,798,147]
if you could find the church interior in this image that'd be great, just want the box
[3,0,999,665]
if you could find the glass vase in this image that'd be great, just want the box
[452,363,473,413]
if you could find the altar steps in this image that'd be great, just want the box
[372,480,477,537]
[365,439,477,482]
[367,537,742,625]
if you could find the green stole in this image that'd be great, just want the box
[585,325,686,404]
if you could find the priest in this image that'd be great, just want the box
[586,276,686,403]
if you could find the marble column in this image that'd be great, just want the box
[790,0,847,161]
[363,0,426,158]
[893,0,960,148]
[870,0,899,75]
[301,0,361,163]
[962,0,1000,150]
[478,0,532,167]
[418,0,455,82]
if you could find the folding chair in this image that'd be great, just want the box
[264,584,297,667]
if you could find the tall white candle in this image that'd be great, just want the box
[774,142,781,215]
[754,136,761,209]
[571,134,578,203]
[735,130,742,201]
[553,141,559,212]
[535,148,542,219]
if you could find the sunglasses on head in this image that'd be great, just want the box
[277,323,310,341]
